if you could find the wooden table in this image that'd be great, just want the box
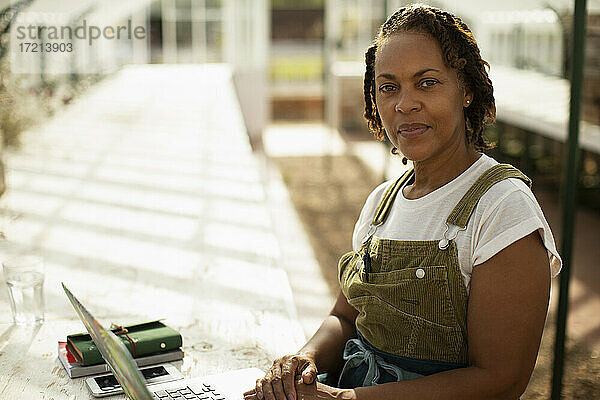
[0,65,305,399]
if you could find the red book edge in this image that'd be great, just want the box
[58,341,79,364]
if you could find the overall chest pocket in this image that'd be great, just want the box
[361,265,459,329]
[339,244,468,363]
[348,264,464,362]
[349,292,463,363]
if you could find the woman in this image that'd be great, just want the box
[244,4,561,400]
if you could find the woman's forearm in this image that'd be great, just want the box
[299,312,357,376]
[350,365,526,400]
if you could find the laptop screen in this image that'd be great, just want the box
[62,283,154,400]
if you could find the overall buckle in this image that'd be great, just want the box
[438,223,466,250]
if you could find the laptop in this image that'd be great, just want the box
[62,283,264,399]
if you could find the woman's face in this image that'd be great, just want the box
[374,32,471,163]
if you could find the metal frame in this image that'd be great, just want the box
[551,0,588,398]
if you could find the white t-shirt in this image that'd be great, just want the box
[352,154,562,291]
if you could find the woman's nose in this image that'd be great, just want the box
[394,92,421,113]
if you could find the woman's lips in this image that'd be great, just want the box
[398,125,429,138]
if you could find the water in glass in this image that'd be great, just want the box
[3,256,45,324]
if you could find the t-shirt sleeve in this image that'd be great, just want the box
[471,184,562,278]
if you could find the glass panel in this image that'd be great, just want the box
[176,21,192,46]
[271,0,323,9]
[175,0,191,11]
[206,20,222,62]
[206,0,222,9]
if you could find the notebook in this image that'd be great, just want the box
[62,283,263,399]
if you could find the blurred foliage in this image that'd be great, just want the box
[271,0,323,9]
[0,57,102,148]
[0,60,42,147]
[270,56,323,82]
[0,1,103,148]
[205,0,222,7]
[271,0,325,10]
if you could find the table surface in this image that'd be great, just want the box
[0,64,305,400]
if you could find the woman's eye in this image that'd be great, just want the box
[378,84,396,93]
[420,79,439,88]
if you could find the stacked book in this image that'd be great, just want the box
[58,320,184,378]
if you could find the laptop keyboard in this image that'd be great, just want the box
[153,383,227,400]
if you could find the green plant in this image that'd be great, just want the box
[0,62,41,147]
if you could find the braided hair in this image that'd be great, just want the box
[364,4,495,151]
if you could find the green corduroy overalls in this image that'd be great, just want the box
[338,164,531,370]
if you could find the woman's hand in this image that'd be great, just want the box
[244,379,354,400]
[243,353,318,400]
[244,291,359,400]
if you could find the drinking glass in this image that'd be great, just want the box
[2,255,45,324]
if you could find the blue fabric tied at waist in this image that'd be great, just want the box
[339,338,423,386]
[335,332,467,388]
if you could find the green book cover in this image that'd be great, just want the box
[67,321,182,366]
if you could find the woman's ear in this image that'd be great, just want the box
[463,88,473,107]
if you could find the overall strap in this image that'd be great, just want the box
[446,164,531,229]
[371,168,414,226]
